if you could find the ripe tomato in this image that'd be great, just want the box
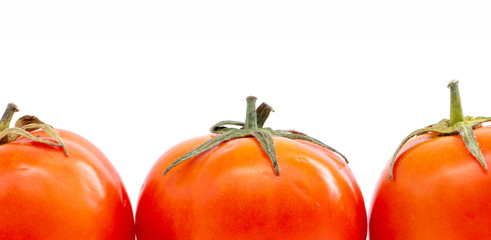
[136,97,367,240]
[0,104,134,239]
[370,81,491,239]
[370,129,491,239]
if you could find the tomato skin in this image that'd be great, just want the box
[0,129,134,240]
[370,127,491,239]
[136,135,367,240]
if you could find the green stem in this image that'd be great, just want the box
[448,80,464,125]
[390,81,491,181]
[244,96,258,130]
[0,103,19,131]
[164,96,346,176]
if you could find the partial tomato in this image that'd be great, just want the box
[370,81,491,239]
[0,103,134,240]
[136,97,367,240]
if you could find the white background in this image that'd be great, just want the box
[2,0,491,230]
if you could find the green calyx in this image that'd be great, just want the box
[390,80,490,180]
[164,96,348,176]
[0,103,69,156]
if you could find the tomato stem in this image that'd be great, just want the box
[256,102,274,128]
[164,96,348,176]
[0,103,69,156]
[389,80,491,180]
[245,96,259,130]
[448,80,465,126]
[0,103,19,132]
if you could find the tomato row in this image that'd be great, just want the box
[1,81,490,240]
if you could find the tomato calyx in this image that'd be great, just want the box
[0,103,69,156]
[163,96,348,176]
[390,80,491,180]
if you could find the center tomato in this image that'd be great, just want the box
[136,97,367,240]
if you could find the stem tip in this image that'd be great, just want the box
[447,80,459,89]
[7,103,19,113]
[247,96,257,101]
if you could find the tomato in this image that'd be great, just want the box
[0,104,134,239]
[370,81,491,239]
[370,129,491,239]
[136,97,367,240]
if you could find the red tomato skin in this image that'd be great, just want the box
[370,127,491,239]
[136,135,367,240]
[0,129,134,240]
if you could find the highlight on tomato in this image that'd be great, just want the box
[136,96,367,240]
[0,103,134,239]
[370,81,491,239]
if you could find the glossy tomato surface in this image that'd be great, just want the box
[136,135,367,240]
[370,127,491,239]
[0,129,134,240]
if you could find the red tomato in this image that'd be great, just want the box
[136,97,367,240]
[0,105,134,239]
[370,81,491,239]
[370,128,491,239]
